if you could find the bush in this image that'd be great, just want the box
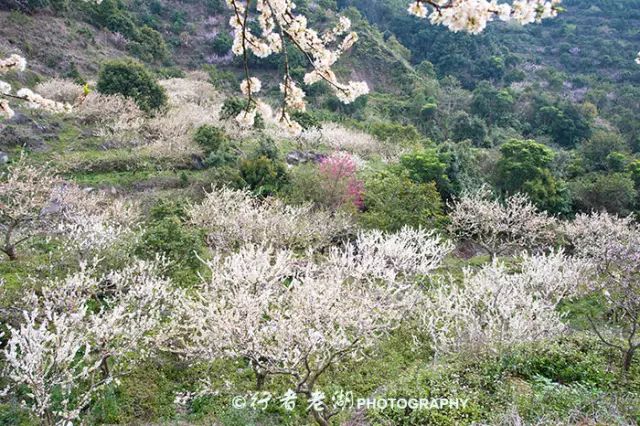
[193,125,227,154]
[97,59,167,112]
[128,26,170,63]
[212,32,233,55]
[360,171,444,232]
[397,149,453,199]
[569,172,637,216]
[239,156,288,196]
[193,125,236,168]
[220,97,246,119]
[135,200,204,284]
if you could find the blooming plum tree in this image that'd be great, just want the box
[565,212,640,375]
[422,250,591,355]
[448,185,557,257]
[1,258,173,425]
[165,228,452,425]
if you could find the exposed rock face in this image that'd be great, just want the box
[286,150,326,166]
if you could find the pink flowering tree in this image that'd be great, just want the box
[317,152,364,212]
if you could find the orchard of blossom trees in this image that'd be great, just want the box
[2,153,640,423]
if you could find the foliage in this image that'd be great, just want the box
[193,124,227,154]
[496,139,570,214]
[97,59,167,112]
[569,173,637,216]
[239,156,288,196]
[360,171,444,232]
[212,32,233,56]
[136,200,204,284]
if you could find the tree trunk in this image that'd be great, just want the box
[3,244,17,261]
[43,410,54,426]
[623,348,635,374]
[255,370,266,390]
[311,408,330,426]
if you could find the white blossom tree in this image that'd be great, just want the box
[1,258,173,425]
[448,185,558,257]
[187,186,353,251]
[52,184,141,259]
[0,158,140,261]
[422,250,591,355]
[564,212,640,375]
[0,155,61,260]
[164,227,452,426]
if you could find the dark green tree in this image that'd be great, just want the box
[360,171,444,232]
[212,32,233,55]
[496,139,570,214]
[569,173,637,216]
[97,59,167,112]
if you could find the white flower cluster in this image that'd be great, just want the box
[0,155,61,259]
[0,53,26,73]
[0,54,73,119]
[407,0,561,34]
[187,186,353,250]
[52,184,140,257]
[448,185,557,256]
[166,228,452,407]
[16,88,73,113]
[423,250,591,355]
[226,0,369,133]
[1,259,173,424]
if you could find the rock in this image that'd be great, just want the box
[191,154,207,170]
[0,125,45,151]
[286,150,327,165]
[0,151,8,164]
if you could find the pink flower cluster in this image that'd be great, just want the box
[318,152,364,210]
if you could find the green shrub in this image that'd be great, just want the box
[128,26,170,63]
[212,32,233,55]
[360,171,444,232]
[239,156,288,196]
[397,149,453,199]
[135,200,204,285]
[291,110,321,130]
[569,172,637,216]
[97,59,167,112]
[194,125,227,153]
[220,97,246,119]
[254,136,280,160]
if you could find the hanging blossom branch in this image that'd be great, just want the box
[0,54,72,119]
[406,0,562,34]
[227,0,369,134]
